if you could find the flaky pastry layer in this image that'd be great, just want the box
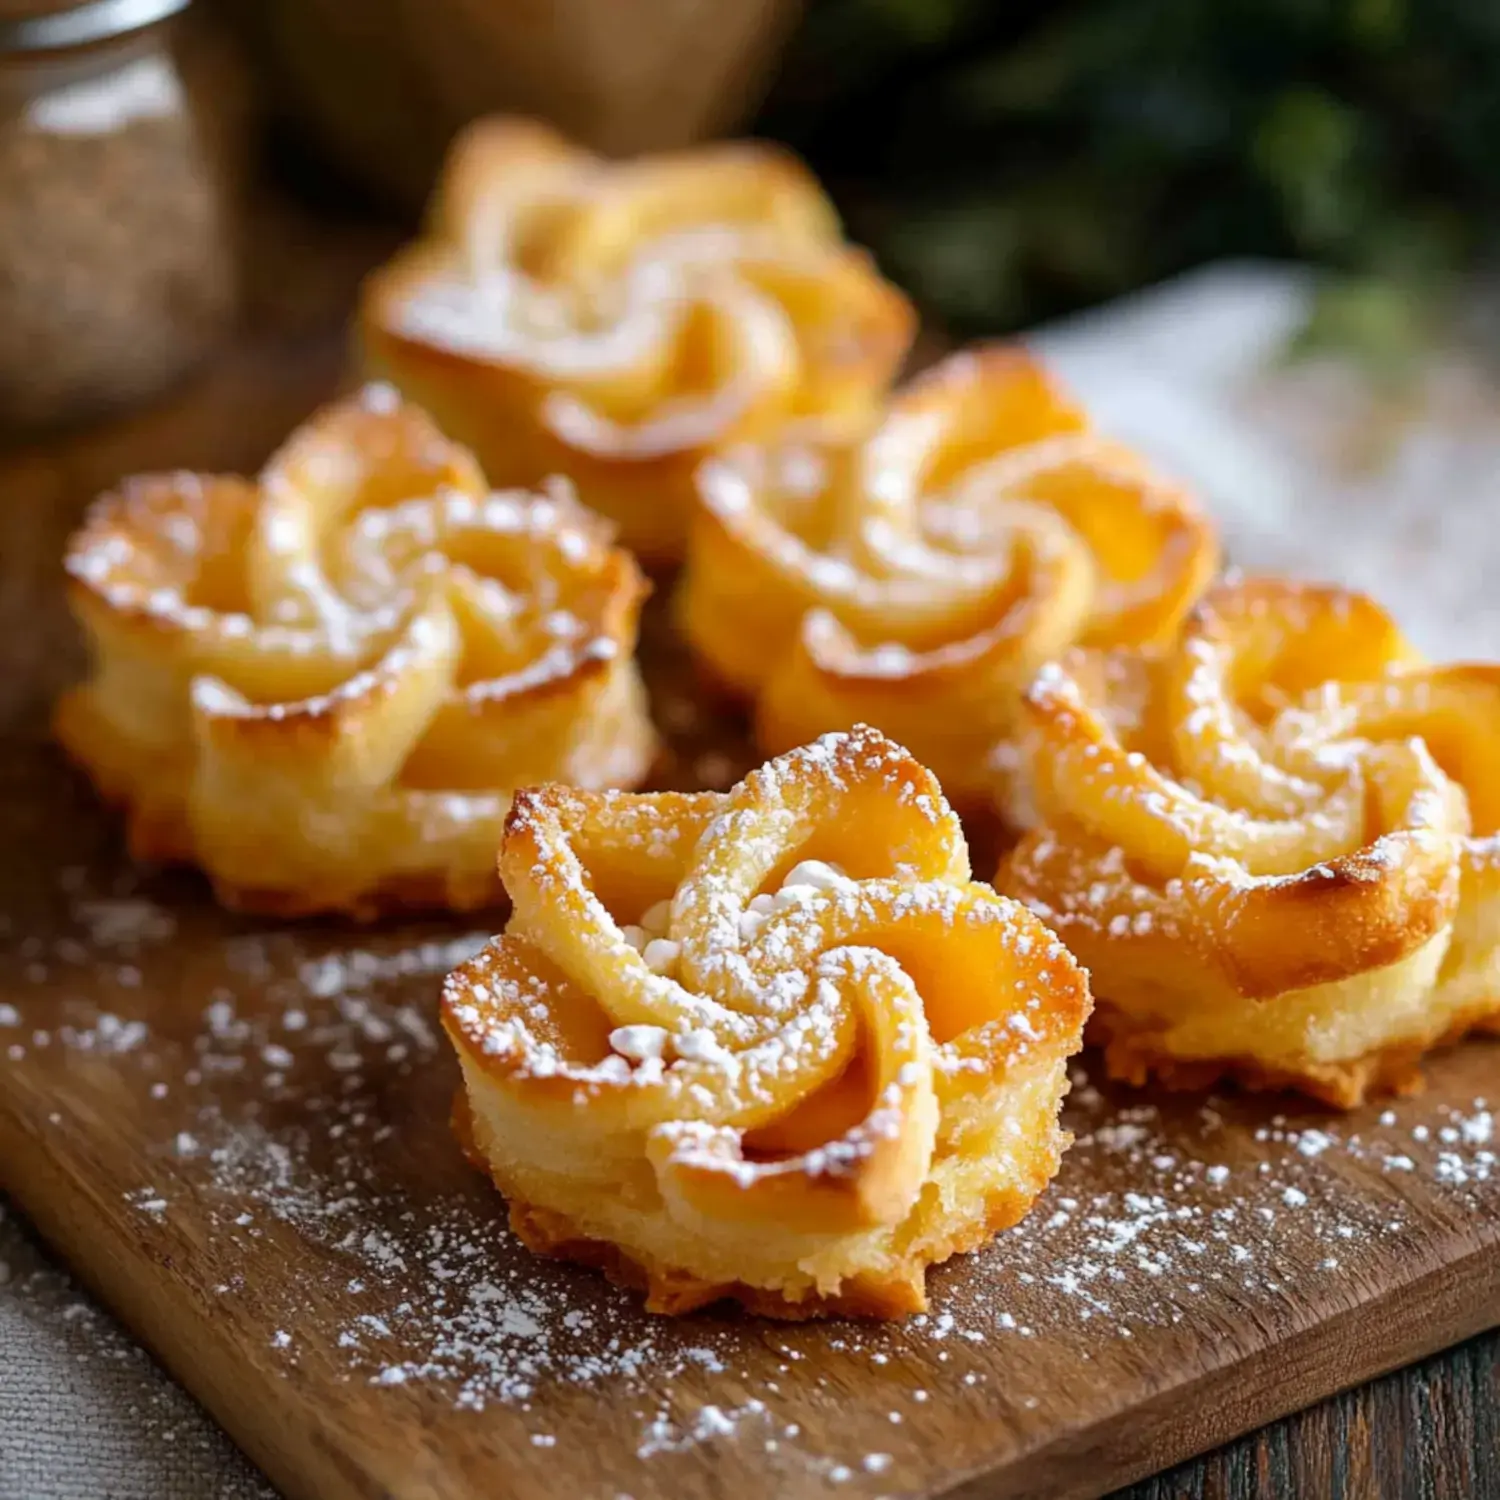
[56,385,655,917]
[997,576,1500,1106]
[677,347,1219,804]
[359,116,915,561]
[442,726,1091,1316]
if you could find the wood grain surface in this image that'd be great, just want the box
[2,220,1498,1500]
[1121,1327,1500,1499]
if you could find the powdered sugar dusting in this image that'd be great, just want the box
[449,727,1086,1245]
[6,596,1500,1496]
[61,394,654,914]
[6,836,1496,1496]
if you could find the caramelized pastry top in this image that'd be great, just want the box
[678,347,1219,801]
[443,726,1091,1315]
[998,575,1500,1105]
[361,117,915,559]
[57,384,654,917]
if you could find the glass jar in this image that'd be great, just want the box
[0,0,237,432]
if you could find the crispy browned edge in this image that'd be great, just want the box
[449,1091,1049,1322]
[1092,1002,1500,1111]
[53,482,653,922]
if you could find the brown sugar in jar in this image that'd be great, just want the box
[0,0,236,432]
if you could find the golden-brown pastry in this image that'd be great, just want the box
[997,576,1500,1107]
[676,347,1219,805]
[442,725,1091,1317]
[56,385,655,918]
[358,117,916,562]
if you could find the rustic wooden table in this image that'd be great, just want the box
[1124,1332,1500,1497]
[2,187,1495,1500]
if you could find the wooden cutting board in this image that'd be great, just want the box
[2,299,1499,1500]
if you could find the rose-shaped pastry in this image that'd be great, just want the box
[359,116,916,562]
[676,347,1219,805]
[997,576,1500,1107]
[56,385,655,918]
[442,726,1091,1317]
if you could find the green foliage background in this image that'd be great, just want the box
[759,0,1500,353]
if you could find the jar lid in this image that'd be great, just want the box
[0,0,190,52]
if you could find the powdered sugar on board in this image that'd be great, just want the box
[8,275,1500,1494]
[3,841,1498,1495]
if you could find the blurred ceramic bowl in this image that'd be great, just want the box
[225,0,802,207]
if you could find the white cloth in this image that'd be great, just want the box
[0,1199,273,1500]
